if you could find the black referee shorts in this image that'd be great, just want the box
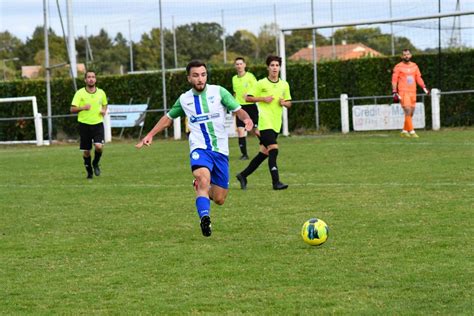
[236,103,258,128]
[78,122,104,150]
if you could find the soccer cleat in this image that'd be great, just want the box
[86,166,93,179]
[239,154,249,160]
[400,132,411,138]
[273,181,289,190]
[200,215,212,237]
[93,164,101,176]
[236,173,247,190]
[410,132,419,138]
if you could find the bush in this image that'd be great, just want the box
[0,50,472,140]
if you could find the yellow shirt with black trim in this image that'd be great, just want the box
[232,72,257,105]
[71,87,108,125]
[248,77,291,132]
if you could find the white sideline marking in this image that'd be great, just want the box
[0,182,472,189]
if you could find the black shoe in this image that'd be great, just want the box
[200,215,212,237]
[93,164,101,176]
[273,182,288,190]
[236,173,247,190]
[239,154,249,160]
[86,166,93,179]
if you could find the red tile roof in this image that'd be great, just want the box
[289,43,382,62]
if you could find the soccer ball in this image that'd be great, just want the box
[301,218,329,246]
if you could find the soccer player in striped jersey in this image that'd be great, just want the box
[392,49,429,138]
[236,55,292,190]
[232,57,258,160]
[136,60,252,237]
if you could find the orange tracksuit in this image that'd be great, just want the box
[392,61,426,132]
[392,61,426,107]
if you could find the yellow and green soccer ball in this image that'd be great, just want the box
[301,218,329,246]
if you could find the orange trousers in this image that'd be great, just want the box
[400,92,416,132]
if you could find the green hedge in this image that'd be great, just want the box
[1,50,473,140]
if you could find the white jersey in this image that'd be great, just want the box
[167,84,241,156]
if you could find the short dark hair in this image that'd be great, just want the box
[266,55,282,66]
[84,70,96,78]
[402,48,411,54]
[234,57,245,63]
[186,60,207,75]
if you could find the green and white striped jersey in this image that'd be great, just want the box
[167,84,241,156]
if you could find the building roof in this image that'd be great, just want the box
[289,43,382,62]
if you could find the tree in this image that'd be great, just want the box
[285,29,330,57]
[134,28,162,70]
[256,23,279,60]
[175,22,223,61]
[0,31,24,80]
[331,26,418,56]
[0,31,23,58]
[75,29,129,75]
[226,30,258,60]
[18,26,67,66]
[208,51,241,67]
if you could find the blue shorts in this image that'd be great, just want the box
[190,149,229,189]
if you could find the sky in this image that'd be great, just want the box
[1,0,473,50]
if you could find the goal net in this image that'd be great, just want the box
[278,10,474,134]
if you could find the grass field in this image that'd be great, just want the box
[1,128,473,314]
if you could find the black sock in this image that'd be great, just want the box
[268,148,280,184]
[241,152,267,177]
[238,137,247,155]
[83,156,92,168]
[93,151,102,166]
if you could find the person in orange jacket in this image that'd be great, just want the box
[392,49,429,138]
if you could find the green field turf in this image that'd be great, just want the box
[1,128,473,314]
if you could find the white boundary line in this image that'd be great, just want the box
[0,182,472,189]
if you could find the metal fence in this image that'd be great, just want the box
[0,89,473,144]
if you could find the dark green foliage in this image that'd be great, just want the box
[0,51,472,140]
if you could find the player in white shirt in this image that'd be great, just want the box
[136,60,253,237]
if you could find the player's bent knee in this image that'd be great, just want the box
[196,176,211,188]
[210,188,227,205]
[213,197,226,205]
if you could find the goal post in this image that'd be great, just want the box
[0,96,45,146]
[278,10,474,134]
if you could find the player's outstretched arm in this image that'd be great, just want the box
[136,115,173,149]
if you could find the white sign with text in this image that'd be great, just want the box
[108,104,148,128]
[352,103,425,131]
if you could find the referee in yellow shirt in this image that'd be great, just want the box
[70,71,108,179]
